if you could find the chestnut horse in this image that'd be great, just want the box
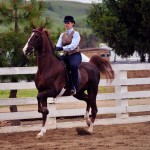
[23,27,114,138]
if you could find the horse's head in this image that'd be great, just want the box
[23,28,44,56]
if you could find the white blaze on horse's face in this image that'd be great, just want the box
[23,33,35,55]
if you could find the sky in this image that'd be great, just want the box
[57,0,102,3]
[33,0,102,3]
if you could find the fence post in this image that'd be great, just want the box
[47,99,57,129]
[115,70,129,119]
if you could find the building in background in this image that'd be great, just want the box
[81,43,111,61]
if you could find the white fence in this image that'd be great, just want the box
[0,63,150,133]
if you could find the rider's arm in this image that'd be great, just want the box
[56,33,63,47]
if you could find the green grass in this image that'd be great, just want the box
[99,86,114,93]
[0,91,10,98]
[0,89,38,98]
[0,86,114,98]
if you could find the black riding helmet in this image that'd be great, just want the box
[63,16,75,24]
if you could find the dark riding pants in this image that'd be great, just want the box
[60,52,82,89]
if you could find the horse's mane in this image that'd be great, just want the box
[43,29,50,38]
[43,29,55,52]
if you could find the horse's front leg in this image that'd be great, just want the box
[36,89,56,138]
[36,113,47,138]
[37,89,56,114]
[37,92,49,114]
[36,97,48,139]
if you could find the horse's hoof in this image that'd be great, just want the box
[36,134,43,139]
[87,128,93,134]
[86,120,91,127]
[76,127,92,135]
[36,131,46,139]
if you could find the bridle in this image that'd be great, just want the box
[30,29,42,52]
[29,29,51,57]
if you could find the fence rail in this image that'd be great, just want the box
[0,63,150,133]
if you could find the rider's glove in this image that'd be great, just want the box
[55,46,63,51]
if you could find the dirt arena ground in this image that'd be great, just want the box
[0,122,150,150]
[0,70,149,150]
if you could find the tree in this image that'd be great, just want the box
[87,0,149,61]
[0,0,52,67]
[0,0,51,125]
[79,31,99,48]
[135,0,150,62]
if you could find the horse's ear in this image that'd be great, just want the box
[32,24,36,29]
[39,27,44,31]
[31,20,36,29]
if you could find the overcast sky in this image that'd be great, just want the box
[57,0,102,3]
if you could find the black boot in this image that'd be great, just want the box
[70,85,76,95]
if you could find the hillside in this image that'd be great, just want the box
[43,1,90,31]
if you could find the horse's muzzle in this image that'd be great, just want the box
[23,46,34,56]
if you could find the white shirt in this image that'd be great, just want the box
[56,28,80,51]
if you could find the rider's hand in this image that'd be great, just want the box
[55,46,63,51]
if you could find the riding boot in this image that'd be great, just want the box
[70,66,78,95]
[70,85,76,95]
[64,65,71,88]
[66,72,76,95]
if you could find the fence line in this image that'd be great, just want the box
[0,63,150,133]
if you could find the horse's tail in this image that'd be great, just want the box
[90,55,114,82]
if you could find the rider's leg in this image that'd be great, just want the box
[68,52,82,93]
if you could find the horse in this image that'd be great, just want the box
[23,27,114,138]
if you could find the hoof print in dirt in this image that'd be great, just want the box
[76,127,92,135]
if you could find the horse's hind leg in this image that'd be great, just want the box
[74,90,97,135]
[87,89,98,134]
[84,104,91,126]
[74,91,91,126]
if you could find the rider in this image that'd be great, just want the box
[55,16,82,95]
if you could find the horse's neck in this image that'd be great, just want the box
[37,36,61,72]
[37,53,54,69]
[37,54,64,79]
